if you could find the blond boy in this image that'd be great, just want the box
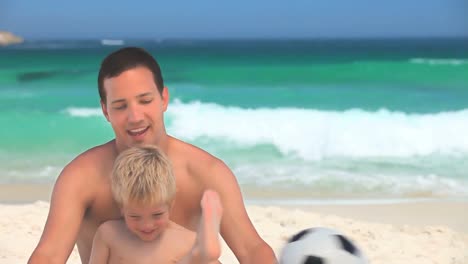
[88,145,223,264]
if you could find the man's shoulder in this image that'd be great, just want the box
[169,136,232,184]
[54,141,116,194]
[169,136,223,169]
[64,140,116,175]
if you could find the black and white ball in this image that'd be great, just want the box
[279,227,368,264]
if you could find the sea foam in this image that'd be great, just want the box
[64,101,468,160]
[167,100,468,160]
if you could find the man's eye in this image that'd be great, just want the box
[114,105,126,110]
[141,99,152,104]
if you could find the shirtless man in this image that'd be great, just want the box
[28,47,276,264]
[89,145,222,264]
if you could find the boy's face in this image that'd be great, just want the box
[101,66,169,150]
[121,201,171,242]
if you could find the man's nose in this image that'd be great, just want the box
[127,105,143,122]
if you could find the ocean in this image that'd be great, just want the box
[1,38,467,203]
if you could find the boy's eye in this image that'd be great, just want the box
[130,215,140,219]
[141,99,152,104]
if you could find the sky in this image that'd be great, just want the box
[1,0,467,40]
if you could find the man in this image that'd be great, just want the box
[28,47,277,264]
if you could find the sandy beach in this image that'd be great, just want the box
[1,196,467,264]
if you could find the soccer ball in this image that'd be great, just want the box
[279,227,368,264]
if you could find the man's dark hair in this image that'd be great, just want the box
[98,47,164,103]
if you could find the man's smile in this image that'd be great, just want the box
[127,126,149,137]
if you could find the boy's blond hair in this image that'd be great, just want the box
[111,145,176,206]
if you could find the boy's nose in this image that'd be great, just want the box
[141,221,154,230]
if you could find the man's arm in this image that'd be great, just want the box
[204,160,277,264]
[88,225,110,264]
[28,159,94,264]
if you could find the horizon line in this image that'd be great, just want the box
[16,36,468,41]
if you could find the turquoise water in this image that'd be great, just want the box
[1,39,468,199]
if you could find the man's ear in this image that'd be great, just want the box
[161,86,169,112]
[101,101,110,122]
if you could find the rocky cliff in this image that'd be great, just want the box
[0,31,24,46]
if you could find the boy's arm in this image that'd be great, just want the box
[205,160,277,264]
[88,226,110,264]
[28,159,94,264]
[178,190,223,264]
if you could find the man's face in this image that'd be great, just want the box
[101,66,169,149]
[121,202,171,242]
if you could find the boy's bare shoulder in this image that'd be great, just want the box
[166,221,196,244]
[96,220,126,241]
[98,219,125,231]
[164,222,196,256]
[168,221,195,235]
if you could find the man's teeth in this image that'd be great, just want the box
[130,127,146,133]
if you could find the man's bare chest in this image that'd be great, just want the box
[86,186,121,225]
[170,171,204,231]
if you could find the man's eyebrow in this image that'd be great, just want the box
[111,99,126,104]
[137,92,153,98]
[110,93,153,104]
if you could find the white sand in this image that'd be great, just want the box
[1,201,467,264]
